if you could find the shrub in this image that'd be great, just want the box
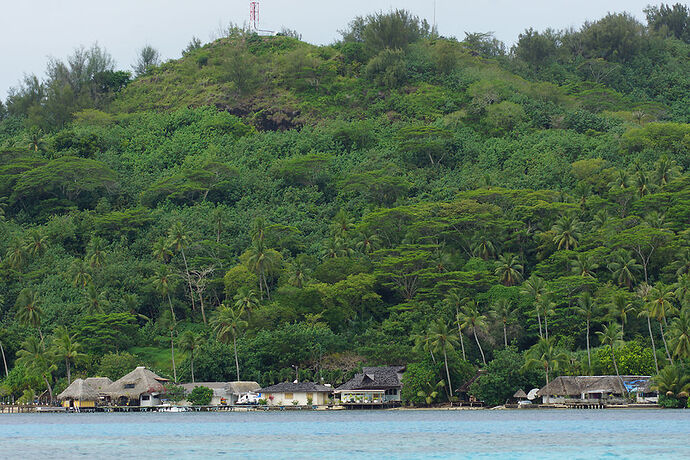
[188,386,214,405]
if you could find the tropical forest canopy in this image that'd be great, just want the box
[1,5,689,407]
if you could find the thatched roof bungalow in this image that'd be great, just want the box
[106,366,169,406]
[58,379,100,409]
[537,376,655,404]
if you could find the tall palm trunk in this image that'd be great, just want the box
[647,316,659,374]
[473,328,486,365]
[190,353,195,384]
[170,329,177,383]
[180,248,196,311]
[659,322,673,365]
[455,308,466,360]
[233,334,240,381]
[167,293,176,322]
[66,358,71,385]
[199,293,207,325]
[544,316,549,341]
[0,341,8,377]
[443,348,453,404]
[43,375,53,403]
[502,321,508,348]
[536,308,543,339]
[610,347,625,394]
[585,318,591,372]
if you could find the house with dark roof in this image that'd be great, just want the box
[260,382,333,406]
[537,375,656,404]
[335,366,405,406]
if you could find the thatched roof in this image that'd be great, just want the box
[58,379,100,401]
[513,389,527,399]
[336,366,405,391]
[227,381,261,394]
[84,377,113,393]
[261,382,333,393]
[106,367,169,399]
[537,376,652,397]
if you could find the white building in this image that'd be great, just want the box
[260,382,333,406]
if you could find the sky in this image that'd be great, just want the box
[0,0,657,99]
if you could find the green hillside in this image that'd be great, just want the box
[1,7,689,407]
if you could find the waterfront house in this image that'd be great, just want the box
[58,378,100,409]
[260,382,333,406]
[538,375,656,404]
[106,366,169,406]
[335,366,405,406]
[180,381,261,405]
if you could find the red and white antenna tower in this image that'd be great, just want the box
[249,1,259,32]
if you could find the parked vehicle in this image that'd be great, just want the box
[236,392,261,405]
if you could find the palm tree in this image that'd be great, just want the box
[606,293,635,336]
[24,230,49,258]
[674,273,690,305]
[592,209,610,232]
[0,327,9,378]
[212,303,247,381]
[51,326,84,385]
[647,283,676,364]
[321,236,347,259]
[489,298,516,348]
[161,311,178,383]
[571,254,598,278]
[331,209,353,238]
[234,286,260,321]
[574,292,597,371]
[536,296,556,341]
[151,265,178,321]
[637,283,659,374]
[178,331,205,383]
[245,239,280,300]
[457,300,488,365]
[70,259,92,288]
[608,169,630,189]
[654,155,679,187]
[635,170,653,197]
[152,237,172,263]
[494,253,523,287]
[607,250,641,290]
[471,234,496,260]
[87,237,107,268]
[250,217,267,243]
[551,214,582,250]
[168,222,196,311]
[5,239,27,270]
[524,338,569,387]
[671,249,690,277]
[522,275,547,338]
[355,231,381,255]
[16,336,56,402]
[651,365,690,399]
[15,288,43,342]
[596,322,625,390]
[445,289,466,360]
[668,307,690,361]
[412,330,436,364]
[83,284,108,315]
[287,256,310,288]
[429,320,459,400]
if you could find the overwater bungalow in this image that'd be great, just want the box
[538,375,657,404]
[58,379,101,410]
[260,382,333,406]
[335,366,405,407]
[180,381,261,405]
[105,366,169,406]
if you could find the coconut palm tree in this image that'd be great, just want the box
[83,284,108,315]
[457,300,488,365]
[522,275,547,338]
[536,296,556,341]
[429,320,459,400]
[16,336,56,402]
[668,307,690,361]
[647,283,676,364]
[489,298,516,348]
[574,292,597,371]
[355,231,381,255]
[168,221,196,311]
[212,303,247,381]
[445,289,466,360]
[654,155,680,187]
[494,253,523,287]
[651,366,690,399]
[0,327,10,377]
[551,214,582,251]
[671,249,690,278]
[234,286,260,321]
[69,258,92,288]
[571,254,599,278]
[412,330,436,364]
[471,234,496,260]
[15,288,43,342]
[178,331,206,384]
[87,237,107,268]
[608,169,630,189]
[245,239,280,300]
[635,170,653,197]
[606,293,635,336]
[674,273,690,305]
[160,310,178,383]
[597,322,625,390]
[5,239,27,270]
[24,230,49,258]
[51,326,84,385]
[607,250,641,290]
[152,237,172,263]
[287,256,310,288]
[331,209,353,238]
[151,265,178,321]
[524,338,569,387]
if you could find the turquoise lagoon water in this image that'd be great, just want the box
[0,409,688,459]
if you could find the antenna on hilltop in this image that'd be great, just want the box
[250,1,259,32]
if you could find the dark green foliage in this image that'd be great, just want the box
[187,385,213,405]
[96,352,140,380]
[470,347,543,406]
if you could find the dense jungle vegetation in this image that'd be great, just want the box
[1,4,689,407]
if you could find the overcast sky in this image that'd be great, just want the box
[1,0,656,99]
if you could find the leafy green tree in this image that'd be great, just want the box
[5,239,27,270]
[133,45,160,77]
[495,253,523,287]
[243,239,281,300]
[429,320,459,399]
[15,288,43,341]
[50,326,84,384]
[637,284,660,374]
[96,352,140,380]
[83,284,108,315]
[70,259,92,288]
[651,365,690,408]
[471,347,542,407]
[364,48,407,89]
[212,304,247,381]
[489,298,517,348]
[596,322,625,390]
[24,230,49,258]
[552,214,582,251]
[607,293,635,336]
[401,360,442,406]
[187,385,214,405]
[524,338,569,387]
[16,336,56,402]
[607,250,641,290]
[178,330,206,384]
[457,300,488,365]
[668,306,690,361]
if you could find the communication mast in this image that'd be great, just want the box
[249,1,259,32]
